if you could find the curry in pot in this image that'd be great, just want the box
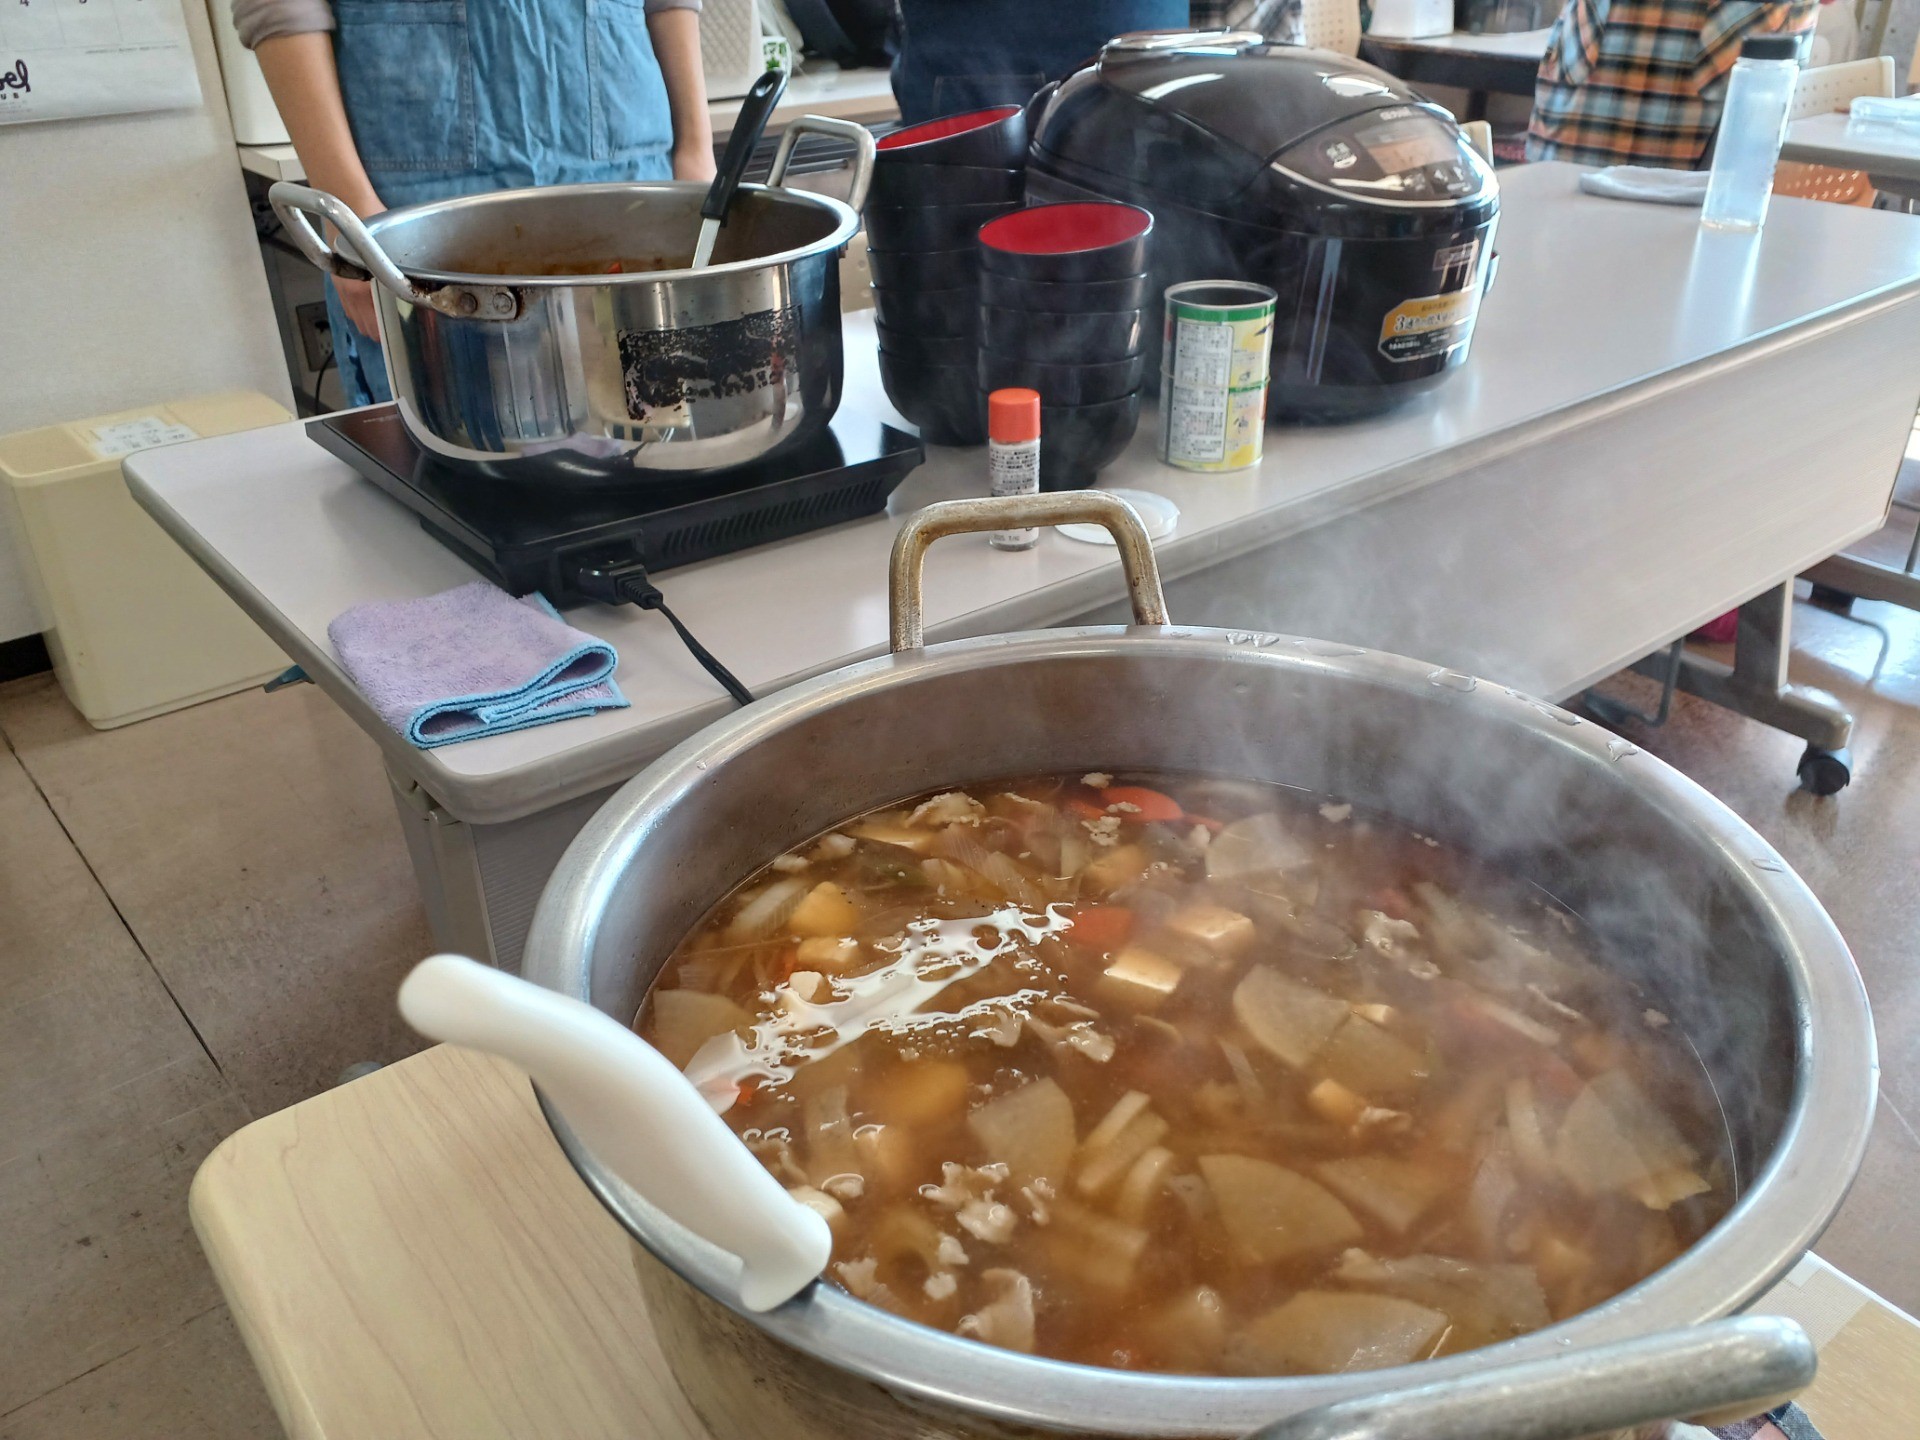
[637,772,1729,1376]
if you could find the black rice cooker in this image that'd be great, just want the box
[1026,33,1500,422]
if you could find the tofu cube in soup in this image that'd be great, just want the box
[1166,903,1257,958]
[789,881,862,938]
[796,935,861,971]
[1101,946,1185,1009]
[636,772,1731,1376]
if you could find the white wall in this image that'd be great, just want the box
[0,0,293,644]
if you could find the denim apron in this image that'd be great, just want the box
[891,0,1187,125]
[324,0,676,405]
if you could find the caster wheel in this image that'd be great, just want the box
[1807,583,1856,616]
[1797,745,1852,796]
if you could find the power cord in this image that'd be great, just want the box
[570,553,754,707]
[309,348,336,417]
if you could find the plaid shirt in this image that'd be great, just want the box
[1527,0,1814,168]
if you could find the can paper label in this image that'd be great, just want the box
[1162,310,1273,472]
[85,417,198,458]
[1377,289,1479,363]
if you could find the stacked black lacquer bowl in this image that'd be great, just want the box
[976,203,1154,489]
[867,106,1028,446]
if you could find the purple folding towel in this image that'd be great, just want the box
[328,581,627,748]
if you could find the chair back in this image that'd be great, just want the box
[1300,0,1362,56]
[1777,56,1896,210]
[1790,55,1895,121]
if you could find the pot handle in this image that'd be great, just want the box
[1241,1316,1815,1440]
[269,181,412,291]
[888,493,1169,652]
[767,114,877,215]
[268,182,524,322]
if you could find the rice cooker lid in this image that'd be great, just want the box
[1031,32,1498,226]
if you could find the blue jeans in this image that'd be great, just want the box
[326,0,677,407]
[324,275,393,409]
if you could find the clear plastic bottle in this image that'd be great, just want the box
[1701,34,1804,233]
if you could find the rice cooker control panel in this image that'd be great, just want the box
[1281,108,1485,203]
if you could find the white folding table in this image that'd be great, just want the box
[129,165,1920,965]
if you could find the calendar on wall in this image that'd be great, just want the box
[0,0,202,126]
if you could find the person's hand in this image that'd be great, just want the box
[673,142,717,183]
[323,191,385,341]
[335,274,382,341]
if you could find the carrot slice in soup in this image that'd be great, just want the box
[1064,906,1135,952]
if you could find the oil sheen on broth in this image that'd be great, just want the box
[636,773,1729,1376]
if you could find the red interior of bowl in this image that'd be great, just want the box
[978,203,1152,257]
[877,106,1023,152]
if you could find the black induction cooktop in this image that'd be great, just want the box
[308,405,925,605]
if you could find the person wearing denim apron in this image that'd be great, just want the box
[241,0,706,407]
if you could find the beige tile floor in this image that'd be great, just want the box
[1,561,1918,1431]
[0,679,430,1436]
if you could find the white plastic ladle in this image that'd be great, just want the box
[397,953,832,1311]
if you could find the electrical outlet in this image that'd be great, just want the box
[295,301,334,372]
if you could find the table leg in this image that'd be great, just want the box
[1867,174,1920,207]
[384,765,623,971]
[1628,582,1854,788]
[387,769,496,962]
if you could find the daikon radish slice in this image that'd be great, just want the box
[1552,1071,1696,1196]
[968,1078,1077,1186]
[1208,813,1314,880]
[1200,1154,1362,1264]
[1226,1291,1448,1375]
[723,877,807,942]
[649,990,750,1069]
[1315,1014,1430,1100]
[1232,966,1349,1069]
[1315,1156,1451,1235]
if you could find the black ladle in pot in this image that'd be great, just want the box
[692,67,790,268]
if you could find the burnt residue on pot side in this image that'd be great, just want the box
[619,306,803,416]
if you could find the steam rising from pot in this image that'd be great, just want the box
[1047,495,1784,1194]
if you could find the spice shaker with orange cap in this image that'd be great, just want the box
[987,388,1041,551]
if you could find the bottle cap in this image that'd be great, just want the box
[988,388,1041,443]
[1739,33,1802,60]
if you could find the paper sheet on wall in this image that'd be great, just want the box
[0,0,202,126]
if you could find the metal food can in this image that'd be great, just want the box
[1158,280,1278,473]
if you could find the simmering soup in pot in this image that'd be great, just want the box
[636,772,1730,1376]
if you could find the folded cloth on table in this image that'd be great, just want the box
[1578,166,1712,206]
[328,580,627,748]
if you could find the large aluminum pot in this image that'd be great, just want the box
[522,494,1874,1439]
[269,116,875,484]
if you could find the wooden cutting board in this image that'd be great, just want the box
[189,1044,1920,1440]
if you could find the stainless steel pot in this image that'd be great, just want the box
[522,494,1876,1438]
[269,116,875,483]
